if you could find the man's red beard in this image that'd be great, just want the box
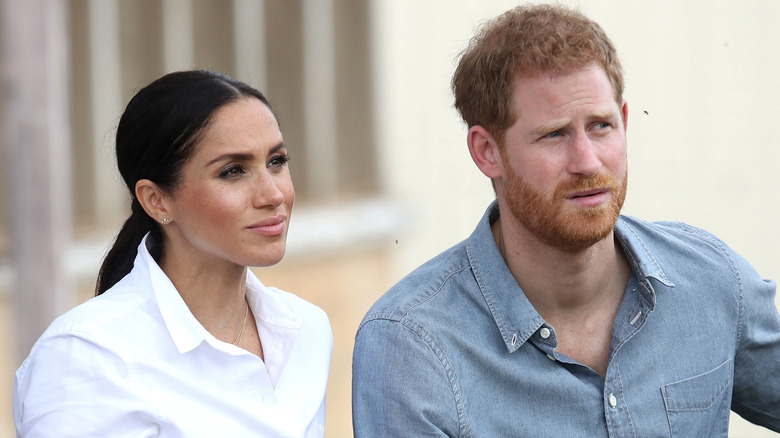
[503,163,627,253]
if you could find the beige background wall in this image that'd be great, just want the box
[2,1,779,437]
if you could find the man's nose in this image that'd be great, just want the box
[566,133,601,177]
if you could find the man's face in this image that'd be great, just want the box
[496,64,628,252]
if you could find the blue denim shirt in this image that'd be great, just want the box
[353,201,780,437]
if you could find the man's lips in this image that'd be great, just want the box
[247,215,287,236]
[565,188,610,207]
[566,188,607,199]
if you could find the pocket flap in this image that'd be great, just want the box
[662,359,732,412]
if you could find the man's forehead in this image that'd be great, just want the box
[510,68,620,115]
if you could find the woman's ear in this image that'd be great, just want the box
[135,179,171,224]
[467,125,504,179]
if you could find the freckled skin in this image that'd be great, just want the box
[161,98,295,273]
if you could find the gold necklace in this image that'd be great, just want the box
[232,301,249,345]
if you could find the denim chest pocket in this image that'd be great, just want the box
[661,359,732,438]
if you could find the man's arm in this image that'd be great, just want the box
[352,317,462,437]
[731,255,780,431]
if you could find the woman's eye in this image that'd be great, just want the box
[218,165,246,179]
[268,154,290,169]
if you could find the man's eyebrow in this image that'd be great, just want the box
[590,111,617,121]
[205,142,286,166]
[532,119,568,137]
[531,111,617,137]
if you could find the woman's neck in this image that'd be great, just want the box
[159,242,249,343]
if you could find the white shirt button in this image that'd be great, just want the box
[546,353,555,361]
[609,394,617,408]
[539,327,551,339]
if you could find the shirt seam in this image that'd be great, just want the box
[357,261,471,330]
[36,328,164,427]
[409,262,471,316]
[613,362,637,437]
[399,317,469,437]
[354,316,469,436]
[673,223,744,354]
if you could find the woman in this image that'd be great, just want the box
[13,70,332,437]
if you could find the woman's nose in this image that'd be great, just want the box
[252,172,285,208]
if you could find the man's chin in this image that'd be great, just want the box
[540,213,619,253]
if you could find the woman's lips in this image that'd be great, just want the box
[247,215,286,236]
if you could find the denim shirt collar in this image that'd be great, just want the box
[466,201,675,353]
[613,217,675,289]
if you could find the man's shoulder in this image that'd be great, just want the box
[619,215,726,249]
[617,215,745,272]
[362,239,473,323]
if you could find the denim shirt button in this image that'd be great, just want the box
[546,353,555,361]
[539,327,551,339]
[608,393,617,408]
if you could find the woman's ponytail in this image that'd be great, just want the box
[94,198,158,295]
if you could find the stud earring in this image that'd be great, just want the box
[160,218,171,225]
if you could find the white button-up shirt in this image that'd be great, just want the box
[14,235,332,437]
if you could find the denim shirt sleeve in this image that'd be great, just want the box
[730,251,780,428]
[353,316,462,437]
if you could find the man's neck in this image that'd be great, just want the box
[492,215,630,376]
[493,217,629,309]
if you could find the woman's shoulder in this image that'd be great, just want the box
[33,274,160,352]
[13,278,161,436]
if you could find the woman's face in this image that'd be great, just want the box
[162,97,294,269]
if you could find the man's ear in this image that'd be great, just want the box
[135,179,171,224]
[467,125,504,179]
[621,99,629,132]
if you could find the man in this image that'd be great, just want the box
[352,4,780,437]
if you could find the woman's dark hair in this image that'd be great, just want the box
[95,70,275,295]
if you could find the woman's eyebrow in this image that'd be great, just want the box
[269,142,287,154]
[206,152,254,166]
[206,142,286,166]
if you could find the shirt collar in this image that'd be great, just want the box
[135,234,304,363]
[136,234,211,354]
[466,201,675,353]
[245,272,302,331]
[614,216,675,288]
[245,272,302,386]
[466,201,545,353]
